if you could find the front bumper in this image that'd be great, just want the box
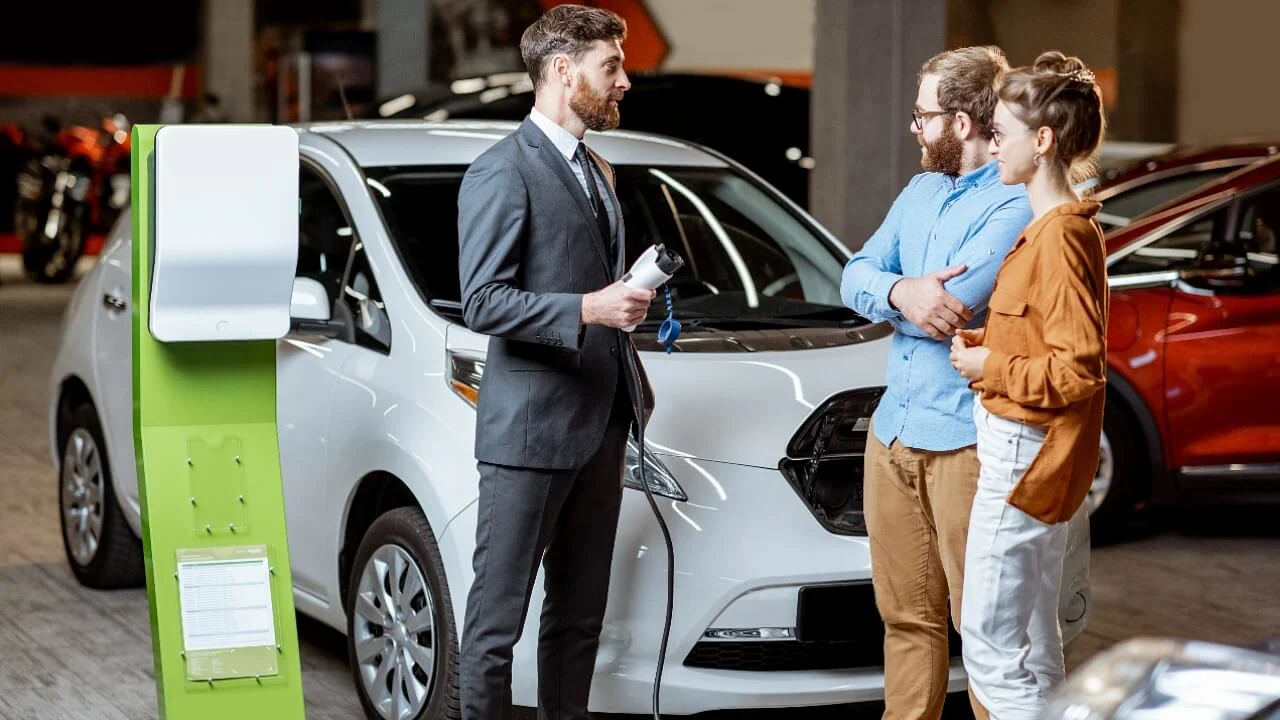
[499,458,1092,714]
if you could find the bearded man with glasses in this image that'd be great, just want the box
[839,46,1033,720]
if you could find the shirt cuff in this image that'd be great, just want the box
[872,272,905,319]
[983,349,1009,397]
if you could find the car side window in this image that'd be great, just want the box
[341,240,391,353]
[1231,185,1280,290]
[1108,208,1225,277]
[299,161,391,353]
[298,164,355,309]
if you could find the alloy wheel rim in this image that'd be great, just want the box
[354,543,437,720]
[61,428,105,566]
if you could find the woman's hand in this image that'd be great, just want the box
[950,333,990,381]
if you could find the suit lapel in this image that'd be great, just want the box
[520,119,611,274]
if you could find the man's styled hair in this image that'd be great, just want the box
[920,46,1010,138]
[520,4,628,91]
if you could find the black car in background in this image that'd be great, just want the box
[373,72,815,209]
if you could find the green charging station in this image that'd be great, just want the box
[131,123,306,719]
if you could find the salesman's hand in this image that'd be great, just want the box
[888,265,974,340]
[582,281,656,329]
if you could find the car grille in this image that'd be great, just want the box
[686,582,962,672]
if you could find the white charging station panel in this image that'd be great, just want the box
[150,125,299,343]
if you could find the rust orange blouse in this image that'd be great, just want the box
[974,201,1109,524]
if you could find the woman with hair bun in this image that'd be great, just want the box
[948,50,1109,720]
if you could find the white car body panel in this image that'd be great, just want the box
[48,120,1090,714]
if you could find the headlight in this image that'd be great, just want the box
[448,352,484,406]
[448,351,687,502]
[625,440,686,501]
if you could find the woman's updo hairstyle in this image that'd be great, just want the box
[997,51,1105,184]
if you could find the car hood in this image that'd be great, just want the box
[448,324,894,469]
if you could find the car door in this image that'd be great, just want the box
[94,216,139,513]
[1162,182,1280,476]
[276,158,359,598]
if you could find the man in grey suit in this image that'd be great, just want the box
[455,5,656,719]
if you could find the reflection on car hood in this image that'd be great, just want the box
[635,324,893,469]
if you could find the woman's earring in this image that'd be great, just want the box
[1033,153,1043,167]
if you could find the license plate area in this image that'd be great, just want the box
[796,581,881,643]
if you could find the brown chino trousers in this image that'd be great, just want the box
[864,422,989,720]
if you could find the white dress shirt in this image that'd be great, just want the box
[528,108,616,234]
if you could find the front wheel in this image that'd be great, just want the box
[1087,398,1146,542]
[59,402,145,588]
[346,507,461,720]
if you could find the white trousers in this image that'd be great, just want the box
[961,401,1069,720]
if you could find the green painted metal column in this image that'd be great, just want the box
[131,123,306,719]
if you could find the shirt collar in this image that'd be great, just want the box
[955,159,1000,189]
[529,108,582,162]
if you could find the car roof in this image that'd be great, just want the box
[1105,152,1280,254]
[292,119,728,169]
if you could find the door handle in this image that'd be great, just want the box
[102,294,127,312]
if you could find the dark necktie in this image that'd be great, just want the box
[574,142,613,253]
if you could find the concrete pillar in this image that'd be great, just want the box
[1115,0,1177,142]
[201,0,256,121]
[377,0,432,98]
[810,0,947,251]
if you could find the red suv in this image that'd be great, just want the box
[1091,153,1280,536]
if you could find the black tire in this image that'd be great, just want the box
[346,507,461,720]
[1088,397,1146,542]
[58,403,145,589]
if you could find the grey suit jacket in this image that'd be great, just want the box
[457,118,655,470]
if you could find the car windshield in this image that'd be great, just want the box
[1093,167,1239,231]
[364,164,865,329]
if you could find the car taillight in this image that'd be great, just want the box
[779,387,885,536]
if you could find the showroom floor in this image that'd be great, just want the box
[2,256,1278,720]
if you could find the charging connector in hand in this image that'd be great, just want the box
[621,244,685,333]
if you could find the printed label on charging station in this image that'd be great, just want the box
[176,545,279,681]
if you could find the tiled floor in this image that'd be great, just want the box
[2,256,1278,719]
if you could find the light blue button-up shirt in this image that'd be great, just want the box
[841,161,1032,451]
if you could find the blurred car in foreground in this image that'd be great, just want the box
[1092,153,1280,536]
[1043,636,1280,720]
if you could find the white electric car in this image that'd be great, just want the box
[49,120,1092,718]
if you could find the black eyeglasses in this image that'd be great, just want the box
[911,109,952,132]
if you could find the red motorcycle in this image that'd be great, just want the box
[14,113,131,283]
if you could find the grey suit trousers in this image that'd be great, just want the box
[459,391,633,720]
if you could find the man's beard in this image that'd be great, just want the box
[569,77,621,132]
[921,126,964,175]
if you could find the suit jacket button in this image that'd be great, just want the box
[610,346,618,356]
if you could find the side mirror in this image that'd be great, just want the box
[289,277,345,337]
[290,277,331,321]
